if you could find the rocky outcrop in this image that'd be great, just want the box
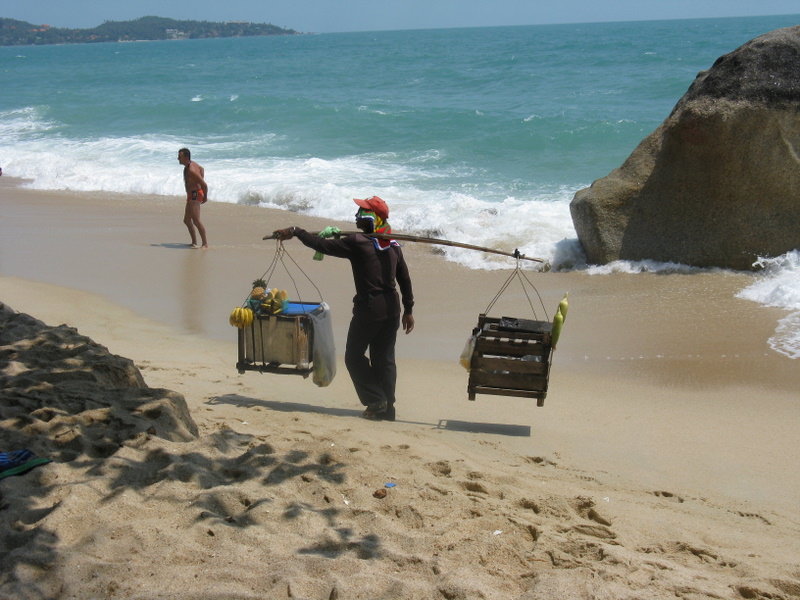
[570,26,800,270]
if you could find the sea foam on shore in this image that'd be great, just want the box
[737,250,800,359]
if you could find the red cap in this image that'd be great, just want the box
[353,196,389,220]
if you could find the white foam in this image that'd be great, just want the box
[0,109,581,270]
[0,106,54,137]
[738,251,800,311]
[586,260,707,275]
[737,251,800,359]
[769,313,800,360]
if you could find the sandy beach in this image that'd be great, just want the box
[1,178,799,599]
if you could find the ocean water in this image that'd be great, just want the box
[1,15,799,356]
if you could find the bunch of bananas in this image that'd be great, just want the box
[229,306,254,328]
[261,288,288,315]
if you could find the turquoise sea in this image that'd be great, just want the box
[1,14,799,355]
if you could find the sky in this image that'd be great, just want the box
[0,0,798,33]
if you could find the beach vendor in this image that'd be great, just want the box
[273,196,415,421]
[177,147,209,249]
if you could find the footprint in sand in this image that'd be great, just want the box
[652,490,684,503]
[570,523,617,540]
[649,541,736,567]
[393,505,424,529]
[427,460,452,477]
[518,498,541,514]
[524,455,557,467]
[460,480,489,494]
[735,511,771,525]
[570,496,613,526]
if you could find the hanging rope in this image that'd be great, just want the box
[483,256,548,320]
[245,240,324,306]
[276,241,325,304]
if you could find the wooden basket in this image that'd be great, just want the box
[467,314,553,406]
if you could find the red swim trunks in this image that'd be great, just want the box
[188,189,207,204]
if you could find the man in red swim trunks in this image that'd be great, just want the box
[177,147,209,248]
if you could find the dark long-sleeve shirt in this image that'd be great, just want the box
[294,229,414,320]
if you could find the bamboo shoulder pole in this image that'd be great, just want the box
[264,230,547,265]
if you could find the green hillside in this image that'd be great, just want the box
[0,16,298,46]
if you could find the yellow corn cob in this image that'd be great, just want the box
[551,308,564,349]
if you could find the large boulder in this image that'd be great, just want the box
[570,26,800,270]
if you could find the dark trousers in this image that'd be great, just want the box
[345,313,399,408]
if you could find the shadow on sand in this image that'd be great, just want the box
[209,393,530,437]
[150,242,197,249]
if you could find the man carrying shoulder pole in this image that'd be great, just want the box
[273,196,414,421]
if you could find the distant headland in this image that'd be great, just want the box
[0,16,298,46]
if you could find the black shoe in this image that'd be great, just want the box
[362,405,395,421]
[362,400,388,420]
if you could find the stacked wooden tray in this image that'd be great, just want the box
[467,314,553,406]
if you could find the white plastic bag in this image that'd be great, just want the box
[459,332,477,370]
[309,302,337,387]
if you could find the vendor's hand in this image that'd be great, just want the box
[273,227,296,241]
[402,313,415,334]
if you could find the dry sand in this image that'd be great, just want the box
[1,178,799,599]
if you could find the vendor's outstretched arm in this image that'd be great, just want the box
[272,227,353,259]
